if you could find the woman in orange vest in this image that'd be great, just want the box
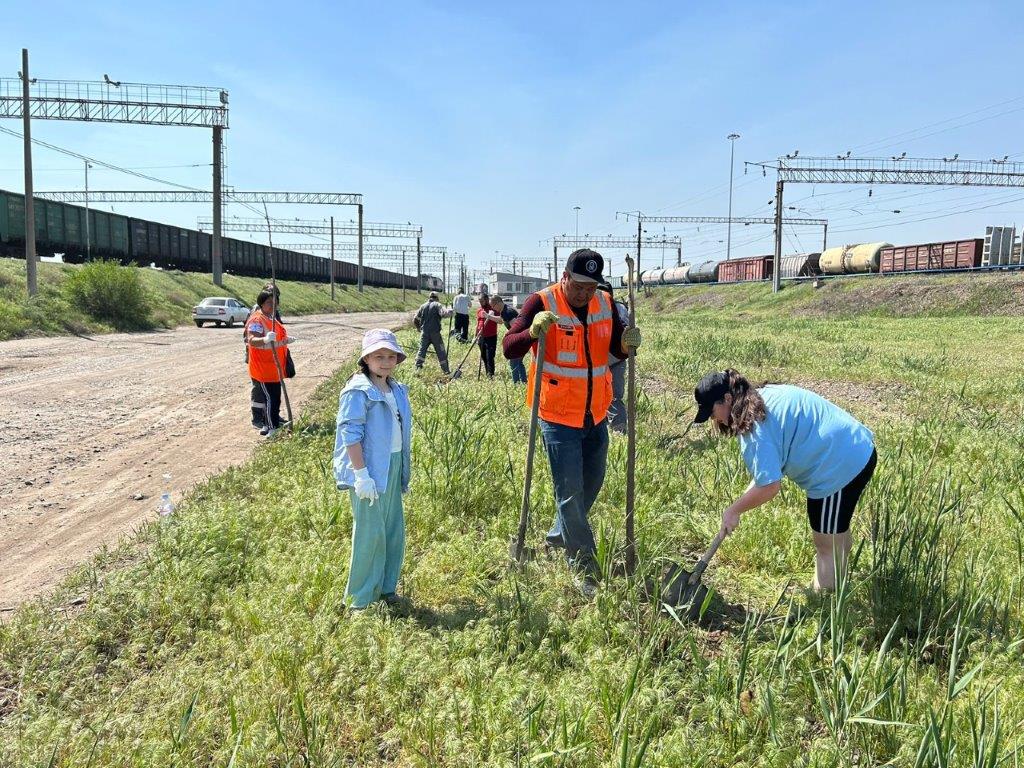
[245,289,292,436]
[502,250,641,597]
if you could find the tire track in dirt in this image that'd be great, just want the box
[0,311,410,607]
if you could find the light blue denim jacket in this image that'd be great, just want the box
[333,374,412,494]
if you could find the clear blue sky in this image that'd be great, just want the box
[3,0,1024,283]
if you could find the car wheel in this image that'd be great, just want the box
[194,321,204,327]
[226,317,235,328]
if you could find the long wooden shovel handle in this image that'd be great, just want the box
[688,528,727,585]
[514,334,546,562]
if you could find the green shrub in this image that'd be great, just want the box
[62,260,154,330]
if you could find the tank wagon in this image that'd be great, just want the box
[0,189,425,290]
[778,253,821,279]
[819,242,892,275]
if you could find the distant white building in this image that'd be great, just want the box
[487,271,548,308]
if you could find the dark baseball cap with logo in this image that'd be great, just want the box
[565,249,604,284]
[692,370,732,424]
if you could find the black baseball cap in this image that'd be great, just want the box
[565,249,604,284]
[692,370,732,424]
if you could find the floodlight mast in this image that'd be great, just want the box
[1,49,230,293]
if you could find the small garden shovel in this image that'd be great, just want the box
[660,528,727,619]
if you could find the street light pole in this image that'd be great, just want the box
[84,160,92,261]
[573,205,581,240]
[726,133,740,261]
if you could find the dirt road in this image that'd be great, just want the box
[0,312,410,607]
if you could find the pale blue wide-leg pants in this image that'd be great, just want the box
[345,451,406,608]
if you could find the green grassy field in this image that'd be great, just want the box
[1,274,1022,766]
[0,257,423,340]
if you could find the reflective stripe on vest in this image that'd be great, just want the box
[527,283,614,428]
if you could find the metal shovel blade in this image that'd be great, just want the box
[660,563,709,621]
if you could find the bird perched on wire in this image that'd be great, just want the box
[103,74,122,87]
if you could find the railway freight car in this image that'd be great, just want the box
[879,239,982,273]
[819,242,892,275]
[717,254,773,283]
[640,268,667,286]
[779,253,821,279]
[0,189,415,290]
[686,259,721,283]
[0,189,131,261]
[657,265,691,285]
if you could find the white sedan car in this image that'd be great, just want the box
[192,297,251,328]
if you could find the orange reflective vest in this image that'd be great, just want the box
[527,283,614,428]
[246,312,288,383]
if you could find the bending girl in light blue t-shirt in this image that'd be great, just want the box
[691,369,877,591]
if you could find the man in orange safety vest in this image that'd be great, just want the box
[502,250,641,596]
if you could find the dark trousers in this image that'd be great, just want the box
[479,335,497,377]
[415,329,450,374]
[251,379,283,429]
[453,312,470,341]
[541,417,609,575]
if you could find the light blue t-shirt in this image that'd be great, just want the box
[739,385,874,499]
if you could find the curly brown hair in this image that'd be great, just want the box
[716,369,768,437]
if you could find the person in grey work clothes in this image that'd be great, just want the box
[414,291,453,374]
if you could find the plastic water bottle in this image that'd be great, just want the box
[158,492,175,519]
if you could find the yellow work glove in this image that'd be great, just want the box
[529,311,559,339]
[622,326,642,351]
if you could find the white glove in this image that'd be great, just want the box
[264,331,277,343]
[353,467,378,505]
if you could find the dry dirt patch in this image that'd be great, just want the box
[0,311,409,607]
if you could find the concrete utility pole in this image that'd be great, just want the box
[357,203,364,292]
[329,215,335,301]
[402,250,406,302]
[726,133,740,261]
[212,126,223,285]
[772,177,784,293]
[415,235,422,292]
[442,249,447,296]
[84,160,92,261]
[21,49,37,296]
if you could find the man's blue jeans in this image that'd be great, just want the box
[509,357,527,383]
[540,417,609,573]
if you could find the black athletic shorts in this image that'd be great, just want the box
[806,449,877,535]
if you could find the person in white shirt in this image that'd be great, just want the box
[451,291,471,342]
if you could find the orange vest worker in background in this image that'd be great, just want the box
[245,289,291,436]
[502,249,641,597]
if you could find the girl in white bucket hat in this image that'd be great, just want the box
[333,329,413,609]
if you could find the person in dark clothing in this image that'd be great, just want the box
[502,250,641,597]
[490,295,526,383]
[476,294,502,377]
[414,291,452,374]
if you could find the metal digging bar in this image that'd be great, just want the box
[624,255,638,577]
[262,203,293,432]
[510,334,546,564]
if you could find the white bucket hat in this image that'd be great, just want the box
[361,328,406,363]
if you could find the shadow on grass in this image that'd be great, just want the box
[390,597,487,632]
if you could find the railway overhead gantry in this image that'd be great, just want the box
[0,48,230,293]
[614,213,827,278]
[38,190,365,298]
[747,155,1024,292]
[278,241,451,296]
[540,234,683,282]
[204,216,424,292]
